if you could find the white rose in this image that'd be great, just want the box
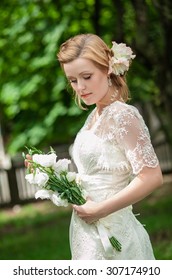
[66,172,76,182]
[53,158,71,173]
[51,192,68,207]
[35,189,53,200]
[25,173,34,185]
[25,171,49,187]
[35,189,68,207]
[32,153,57,167]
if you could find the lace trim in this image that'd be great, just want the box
[127,142,159,174]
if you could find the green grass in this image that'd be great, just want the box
[0,202,71,260]
[0,178,172,260]
[133,180,172,260]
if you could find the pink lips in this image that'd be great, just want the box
[81,93,92,98]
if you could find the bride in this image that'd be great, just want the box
[57,33,163,260]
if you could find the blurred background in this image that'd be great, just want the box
[0,0,172,260]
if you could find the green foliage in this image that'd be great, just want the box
[0,0,171,154]
[0,0,88,154]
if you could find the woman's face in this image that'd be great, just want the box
[63,58,110,106]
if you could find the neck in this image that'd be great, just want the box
[96,87,119,113]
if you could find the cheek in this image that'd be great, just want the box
[95,75,108,92]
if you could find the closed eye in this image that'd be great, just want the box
[68,74,92,84]
[67,77,77,84]
[83,75,91,80]
[69,79,77,83]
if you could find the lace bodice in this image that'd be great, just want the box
[72,101,158,176]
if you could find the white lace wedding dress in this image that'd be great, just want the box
[70,101,158,260]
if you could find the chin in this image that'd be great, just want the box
[83,100,95,106]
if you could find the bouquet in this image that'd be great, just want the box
[23,147,122,252]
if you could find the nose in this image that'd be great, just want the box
[77,80,86,91]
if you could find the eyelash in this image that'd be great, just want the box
[69,75,91,84]
[84,75,91,80]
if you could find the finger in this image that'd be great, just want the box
[26,154,32,160]
[24,155,32,167]
[25,160,32,168]
[72,205,80,216]
[86,196,92,201]
[72,204,78,211]
[24,159,29,167]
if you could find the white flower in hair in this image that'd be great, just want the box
[109,41,136,76]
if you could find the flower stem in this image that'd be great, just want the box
[109,236,122,252]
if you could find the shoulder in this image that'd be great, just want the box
[107,101,143,123]
[110,100,139,113]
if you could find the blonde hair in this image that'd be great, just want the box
[57,34,130,108]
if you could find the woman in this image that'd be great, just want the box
[57,33,163,260]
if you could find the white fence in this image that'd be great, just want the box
[0,143,172,207]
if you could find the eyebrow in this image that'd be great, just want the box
[67,71,92,78]
[80,71,92,74]
[66,76,76,80]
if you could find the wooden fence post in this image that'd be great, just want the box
[6,164,20,205]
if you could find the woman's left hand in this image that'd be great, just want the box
[72,198,102,224]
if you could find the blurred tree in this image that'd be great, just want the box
[130,0,172,144]
[0,0,94,154]
[0,0,171,155]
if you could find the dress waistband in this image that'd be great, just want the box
[78,172,129,190]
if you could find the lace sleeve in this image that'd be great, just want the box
[115,105,159,174]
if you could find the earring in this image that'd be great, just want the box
[108,76,112,87]
[110,89,118,102]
